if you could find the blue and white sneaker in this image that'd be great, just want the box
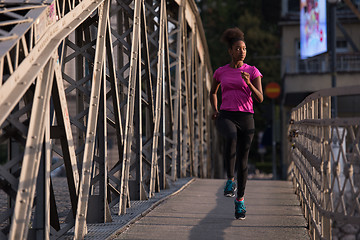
[234,199,246,220]
[224,180,237,197]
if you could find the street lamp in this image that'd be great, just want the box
[328,0,340,117]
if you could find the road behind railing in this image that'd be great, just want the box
[288,85,360,240]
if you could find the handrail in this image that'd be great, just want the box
[294,85,360,108]
[288,85,360,239]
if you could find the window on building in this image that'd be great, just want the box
[288,0,300,12]
[295,38,327,73]
[336,39,348,53]
[296,39,349,56]
[293,38,355,73]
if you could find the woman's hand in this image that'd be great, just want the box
[241,71,263,102]
[210,78,221,120]
[241,71,250,85]
[212,111,219,120]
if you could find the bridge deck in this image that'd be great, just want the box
[108,179,310,240]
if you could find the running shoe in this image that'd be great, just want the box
[234,198,246,220]
[224,179,237,197]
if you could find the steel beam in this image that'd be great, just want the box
[9,55,55,240]
[118,0,142,215]
[74,0,109,237]
[149,0,166,196]
[0,0,214,238]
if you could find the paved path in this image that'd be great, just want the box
[110,179,310,240]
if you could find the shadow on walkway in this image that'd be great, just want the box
[188,179,310,240]
[111,179,309,240]
[188,182,234,240]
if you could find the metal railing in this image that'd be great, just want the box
[283,54,360,74]
[0,0,215,239]
[288,85,360,239]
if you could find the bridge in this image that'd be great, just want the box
[0,0,359,239]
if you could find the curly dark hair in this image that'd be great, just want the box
[221,27,245,49]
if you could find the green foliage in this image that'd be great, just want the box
[237,10,280,85]
[197,0,282,164]
[198,0,281,85]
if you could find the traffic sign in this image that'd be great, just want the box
[265,82,281,99]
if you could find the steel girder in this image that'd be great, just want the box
[0,0,214,239]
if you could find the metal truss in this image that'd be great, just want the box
[288,86,360,240]
[0,0,214,239]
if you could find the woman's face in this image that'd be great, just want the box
[229,40,246,62]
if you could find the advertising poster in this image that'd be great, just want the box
[300,0,327,59]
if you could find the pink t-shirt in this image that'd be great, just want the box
[213,63,262,113]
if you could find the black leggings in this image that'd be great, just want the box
[216,110,255,199]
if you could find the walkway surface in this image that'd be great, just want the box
[108,179,310,240]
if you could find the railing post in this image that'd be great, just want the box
[321,96,332,240]
[308,100,314,239]
[314,98,320,240]
[304,103,310,231]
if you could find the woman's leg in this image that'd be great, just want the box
[235,116,255,199]
[216,116,237,179]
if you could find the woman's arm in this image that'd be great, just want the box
[210,78,221,119]
[241,72,263,103]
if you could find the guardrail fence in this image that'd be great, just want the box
[288,85,360,240]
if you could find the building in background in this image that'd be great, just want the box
[279,0,360,177]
